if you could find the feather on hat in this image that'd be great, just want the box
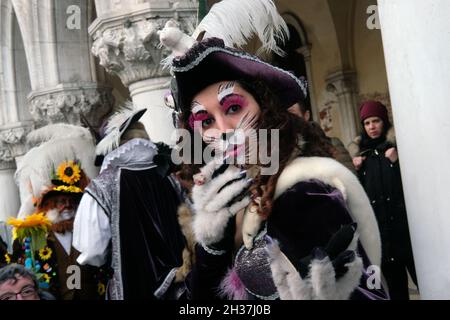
[192,0,289,56]
[159,0,306,115]
[160,0,289,64]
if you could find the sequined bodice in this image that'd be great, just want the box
[234,232,279,300]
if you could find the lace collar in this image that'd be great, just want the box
[100,138,158,173]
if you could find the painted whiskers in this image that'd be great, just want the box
[203,112,259,166]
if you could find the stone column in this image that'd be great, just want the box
[89,0,197,145]
[378,0,450,299]
[298,45,318,121]
[128,77,174,144]
[0,161,18,222]
[11,0,115,128]
[325,70,359,145]
[0,122,33,221]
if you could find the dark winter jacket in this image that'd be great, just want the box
[348,128,414,264]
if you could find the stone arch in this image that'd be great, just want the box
[10,0,114,129]
[0,0,32,125]
[282,12,308,47]
[277,0,345,132]
[11,7,33,122]
[11,0,59,91]
[327,0,357,71]
[352,0,390,117]
[0,0,34,222]
[0,1,33,142]
[273,12,317,119]
[275,0,361,144]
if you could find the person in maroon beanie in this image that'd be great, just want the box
[349,100,418,300]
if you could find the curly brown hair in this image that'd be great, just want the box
[178,79,333,220]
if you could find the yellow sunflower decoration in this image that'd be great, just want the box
[57,160,81,185]
[7,213,51,249]
[7,212,51,229]
[53,185,83,193]
[98,282,106,296]
[39,247,52,261]
[41,273,51,283]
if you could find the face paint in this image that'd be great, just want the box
[217,82,236,102]
[189,101,210,129]
[189,82,250,132]
[218,82,248,116]
[183,81,267,168]
[191,101,206,114]
[220,94,248,114]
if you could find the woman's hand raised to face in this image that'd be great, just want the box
[352,156,366,171]
[191,158,252,249]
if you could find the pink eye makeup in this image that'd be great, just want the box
[188,83,251,131]
[220,94,248,114]
[189,101,212,129]
[189,111,212,129]
[217,82,248,114]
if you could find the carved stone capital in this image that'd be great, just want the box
[28,84,115,128]
[0,144,14,168]
[0,127,27,145]
[0,121,34,165]
[325,70,358,96]
[89,1,196,86]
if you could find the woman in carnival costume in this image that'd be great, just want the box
[160,0,387,300]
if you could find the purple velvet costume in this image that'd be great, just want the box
[186,179,388,300]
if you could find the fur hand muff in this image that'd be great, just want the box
[266,224,363,300]
[192,160,252,247]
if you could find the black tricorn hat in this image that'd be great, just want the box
[171,38,307,116]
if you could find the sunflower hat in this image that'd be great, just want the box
[15,123,98,219]
[37,159,89,209]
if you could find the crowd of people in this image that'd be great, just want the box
[0,0,417,301]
